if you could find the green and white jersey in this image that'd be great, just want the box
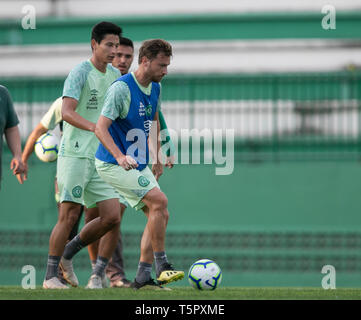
[101,72,162,121]
[60,59,121,159]
[40,97,62,130]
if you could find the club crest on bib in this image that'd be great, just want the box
[145,105,152,116]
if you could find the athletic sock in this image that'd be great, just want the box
[91,260,97,271]
[92,256,109,277]
[154,251,168,275]
[62,234,86,260]
[45,255,61,280]
[135,262,152,284]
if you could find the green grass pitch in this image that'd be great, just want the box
[1,286,361,300]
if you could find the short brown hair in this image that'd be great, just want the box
[138,39,172,64]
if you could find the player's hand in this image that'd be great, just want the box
[10,157,25,175]
[21,161,28,181]
[152,163,163,181]
[117,155,138,171]
[15,172,26,184]
[10,157,26,184]
[165,155,175,169]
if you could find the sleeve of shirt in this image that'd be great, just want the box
[101,81,131,121]
[62,62,90,101]
[40,97,63,130]
[1,86,19,129]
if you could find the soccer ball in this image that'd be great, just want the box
[34,132,59,162]
[188,259,222,290]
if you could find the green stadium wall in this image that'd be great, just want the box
[1,12,361,45]
[1,148,361,288]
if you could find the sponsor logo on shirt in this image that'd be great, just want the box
[139,102,145,116]
[87,89,98,109]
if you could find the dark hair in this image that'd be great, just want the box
[138,39,172,64]
[119,37,134,49]
[91,21,122,44]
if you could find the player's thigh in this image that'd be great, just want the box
[57,156,87,205]
[83,162,120,209]
[95,159,159,211]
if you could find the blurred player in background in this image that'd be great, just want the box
[0,85,26,188]
[95,39,183,289]
[43,21,125,289]
[21,97,83,284]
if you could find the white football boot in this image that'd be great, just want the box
[85,274,103,289]
[59,257,79,287]
[43,277,69,289]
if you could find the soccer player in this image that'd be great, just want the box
[87,36,175,288]
[86,37,136,288]
[95,39,184,289]
[0,85,26,188]
[43,21,125,289]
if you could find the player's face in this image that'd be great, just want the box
[147,53,170,83]
[93,34,119,64]
[112,45,134,75]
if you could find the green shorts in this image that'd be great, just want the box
[57,156,126,208]
[95,158,159,210]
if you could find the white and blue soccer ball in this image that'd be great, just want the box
[188,259,222,290]
[34,132,59,162]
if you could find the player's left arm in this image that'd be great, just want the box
[157,83,174,168]
[151,111,163,181]
[158,110,175,169]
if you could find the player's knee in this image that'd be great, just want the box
[84,207,99,223]
[101,212,121,228]
[152,192,168,211]
[66,211,80,229]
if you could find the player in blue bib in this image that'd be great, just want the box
[95,72,160,170]
[95,39,184,289]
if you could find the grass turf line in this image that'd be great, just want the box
[0,287,361,300]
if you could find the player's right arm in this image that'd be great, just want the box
[95,115,138,170]
[62,62,95,132]
[95,81,137,170]
[62,97,96,132]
